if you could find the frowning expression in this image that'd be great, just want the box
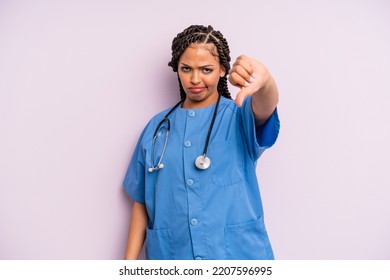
[178,43,225,108]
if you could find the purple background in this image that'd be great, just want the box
[1,0,389,259]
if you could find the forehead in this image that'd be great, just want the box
[179,43,219,65]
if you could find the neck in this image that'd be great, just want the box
[182,93,220,109]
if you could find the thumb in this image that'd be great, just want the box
[235,87,251,107]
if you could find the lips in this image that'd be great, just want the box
[188,87,206,93]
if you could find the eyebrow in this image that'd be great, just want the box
[180,63,215,68]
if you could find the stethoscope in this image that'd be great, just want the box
[148,94,221,172]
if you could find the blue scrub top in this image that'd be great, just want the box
[123,96,280,260]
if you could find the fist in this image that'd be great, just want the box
[228,55,271,106]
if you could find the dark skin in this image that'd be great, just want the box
[229,55,279,126]
[124,46,279,260]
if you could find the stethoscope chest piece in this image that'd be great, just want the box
[195,155,211,170]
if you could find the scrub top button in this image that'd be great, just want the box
[186,179,194,186]
[188,110,196,117]
[184,140,191,147]
[190,218,198,226]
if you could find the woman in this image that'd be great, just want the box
[123,25,280,260]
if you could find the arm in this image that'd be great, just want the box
[124,201,148,260]
[229,55,279,126]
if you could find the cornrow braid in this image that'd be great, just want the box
[168,25,232,100]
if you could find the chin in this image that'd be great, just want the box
[186,93,203,101]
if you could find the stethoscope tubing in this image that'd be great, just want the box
[149,100,184,172]
[149,94,221,172]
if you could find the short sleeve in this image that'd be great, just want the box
[240,95,280,160]
[122,129,147,204]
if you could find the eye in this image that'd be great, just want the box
[181,66,191,72]
[202,68,213,74]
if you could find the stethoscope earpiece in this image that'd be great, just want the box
[148,163,165,173]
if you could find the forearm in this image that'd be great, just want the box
[124,201,148,260]
[251,74,279,126]
[228,55,279,126]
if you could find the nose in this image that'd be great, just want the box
[190,71,200,85]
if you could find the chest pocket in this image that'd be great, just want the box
[209,141,244,187]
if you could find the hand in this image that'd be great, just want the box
[228,55,271,107]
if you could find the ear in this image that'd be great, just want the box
[219,66,226,77]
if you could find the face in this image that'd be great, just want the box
[178,43,225,108]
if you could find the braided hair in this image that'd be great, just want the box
[168,25,232,100]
